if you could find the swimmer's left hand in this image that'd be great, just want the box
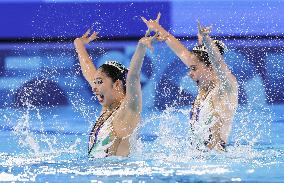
[198,20,213,37]
[141,12,161,36]
[80,29,99,44]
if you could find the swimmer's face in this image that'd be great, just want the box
[92,70,116,107]
[188,55,214,85]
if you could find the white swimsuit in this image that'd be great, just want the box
[88,108,120,158]
[189,86,221,150]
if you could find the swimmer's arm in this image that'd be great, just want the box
[125,39,148,113]
[74,30,98,86]
[113,38,151,138]
[141,16,194,67]
[157,26,194,67]
[203,35,237,92]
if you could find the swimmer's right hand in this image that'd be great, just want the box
[75,29,98,45]
[141,12,161,35]
[197,20,212,37]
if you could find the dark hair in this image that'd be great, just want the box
[98,61,128,94]
[214,40,226,55]
[192,50,211,67]
[192,40,226,67]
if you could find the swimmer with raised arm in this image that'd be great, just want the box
[142,15,238,151]
[74,28,156,158]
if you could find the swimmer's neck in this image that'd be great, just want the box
[198,80,216,92]
[102,100,121,113]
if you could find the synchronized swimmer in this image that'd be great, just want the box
[74,13,238,158]
[142,14,238,151]
[74,29,156,158]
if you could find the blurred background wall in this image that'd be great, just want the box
[0,0,283,110]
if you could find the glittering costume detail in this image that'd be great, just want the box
[189,84,225,151]
[88,105,121,158]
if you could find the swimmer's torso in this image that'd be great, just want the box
[189,82,238,148]
[88,106,130,158]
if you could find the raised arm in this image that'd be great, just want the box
[74,29,98,86]
[142,14,195,67]
[198,23,238,151]
[126,35,158,110]
[198,22,237,93]
[124,37,152,114]
[112,35,156,138]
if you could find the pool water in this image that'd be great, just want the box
[0,104,283,182]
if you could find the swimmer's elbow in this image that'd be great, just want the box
[126,73,140,84]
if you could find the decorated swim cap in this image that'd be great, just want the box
[193,40,227,55]
[104,61,128,73]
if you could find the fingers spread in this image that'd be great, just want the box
[82,29,91,38]
[156,12,161,23]
[141,16,148,24]
[197,20,202,32]
[89,31,98,40]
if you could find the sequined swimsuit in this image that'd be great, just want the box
[88,106,121,158]
[189,85,226,150]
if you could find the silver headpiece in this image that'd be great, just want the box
[192,44,207,53]
[192,40,228,53]
[104,61,128,73]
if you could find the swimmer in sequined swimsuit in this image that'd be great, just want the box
[189,83,227,151]
[142,15,238,151]
[88,105,121,158]
[74,27,157,158]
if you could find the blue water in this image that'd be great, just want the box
[0,104,283,182]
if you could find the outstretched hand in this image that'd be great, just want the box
[141,12,161,36]
[197,20,212,37]
[141,12,169,42]
[197,21,203,45]
[80,29,98,44]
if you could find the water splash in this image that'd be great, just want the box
[10,101,82,158]
[12,103,40,154]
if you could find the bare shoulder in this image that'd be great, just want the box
[228,73,238,92]
[115,102,141,121]
[214,75,238,108]
[111,100,141,138]
[219,70,238,97]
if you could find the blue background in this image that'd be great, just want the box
[0,0,283,110]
